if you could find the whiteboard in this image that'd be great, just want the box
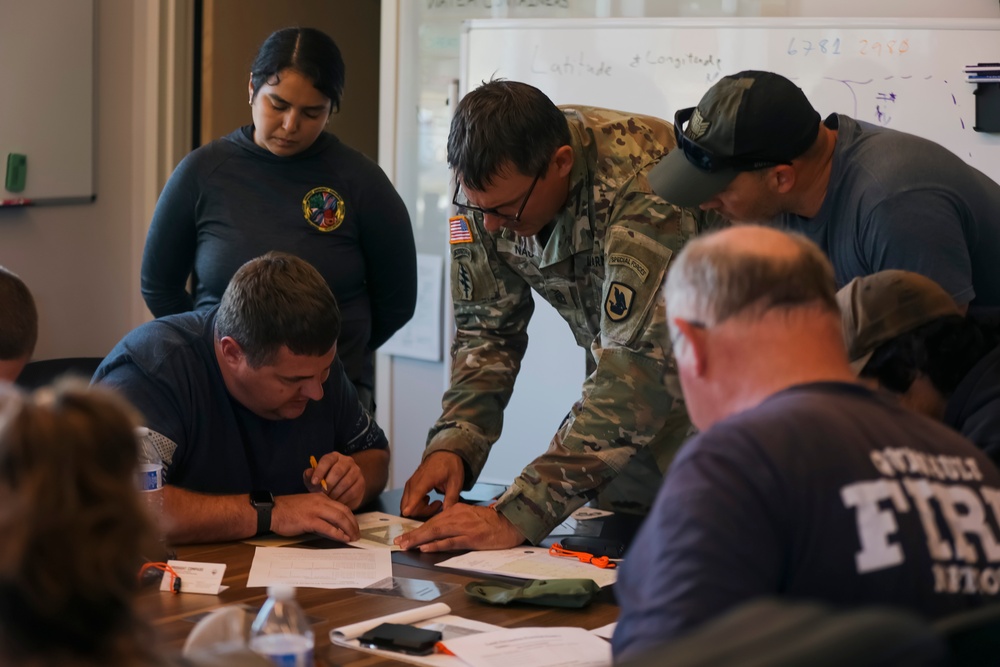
[460,17,1000,484]
[0,0,95,204]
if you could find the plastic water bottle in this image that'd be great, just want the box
[249,585,314,667]
[135,426,164,525]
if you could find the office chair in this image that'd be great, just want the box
[15,357,105,390]
[933,602,1000,667]
[620,598,947,667]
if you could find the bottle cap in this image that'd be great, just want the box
[267,584,296,601]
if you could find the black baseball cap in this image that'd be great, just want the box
[649,71,821,207]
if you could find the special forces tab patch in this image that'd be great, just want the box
[608,253,650,282]
[449,215,474,244]
[302,186,345,232]
[605,282,636,322]
[453,246,474,301]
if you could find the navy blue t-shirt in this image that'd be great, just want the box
[612,382,1000,661]
[140,127,417,393]
[93,308,388,495]
[946,345,1000,468]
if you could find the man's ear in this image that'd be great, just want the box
[672,318,709,377]
[772,164,796,194]
[552,144,574,178]
[217,336,246,368]
[247,77,254,105]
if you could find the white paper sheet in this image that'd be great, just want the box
[348,511,424,551]
[160,560,227,595]
[590,622,616,640]
[331,602,453,640]
[246,546,391,589]
[435,546,617,588]
[442,626,611,667]
[330,604,500,667]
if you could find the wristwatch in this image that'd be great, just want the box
[249,489,274,536]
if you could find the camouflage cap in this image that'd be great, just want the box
[836,270,962,374]
[648,70,821,207]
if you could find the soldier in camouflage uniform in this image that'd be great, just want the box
[395,80,711,551]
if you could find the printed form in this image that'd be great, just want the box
[435,547,617,588]
[246,546,392,589]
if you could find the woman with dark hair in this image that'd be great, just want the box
[141,27,416,411]
[0,381,268,667]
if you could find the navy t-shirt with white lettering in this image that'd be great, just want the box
[612,382,1000,662]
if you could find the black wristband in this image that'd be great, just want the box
[249,490,274,536]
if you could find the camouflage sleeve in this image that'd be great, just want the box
[424,215,535,481]
[495,192,698,544]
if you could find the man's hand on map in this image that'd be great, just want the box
[393,504,527,552]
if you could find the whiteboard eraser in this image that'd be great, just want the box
[5,153,26,193]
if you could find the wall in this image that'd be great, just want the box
[201,0,381,160]
[0,0,159,362]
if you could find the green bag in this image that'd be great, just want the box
[465,578,601,608]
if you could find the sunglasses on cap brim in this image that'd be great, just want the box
[674,107,792,173]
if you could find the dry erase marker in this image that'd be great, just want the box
[309,455,329,491]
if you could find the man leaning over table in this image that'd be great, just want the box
[94,252,389,545]
[395,79,719,552]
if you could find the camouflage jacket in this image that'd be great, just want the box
[428,106,701,544]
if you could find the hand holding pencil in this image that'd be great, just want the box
[306,452,366,510]
[309,455,329,491]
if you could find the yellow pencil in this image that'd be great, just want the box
[309,455,329,491]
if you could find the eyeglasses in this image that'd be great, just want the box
[674,107,791,173]
[452,162,547,223]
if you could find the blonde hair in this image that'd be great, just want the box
[0,381,161,666]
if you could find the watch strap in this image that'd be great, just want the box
[250,490,274,536]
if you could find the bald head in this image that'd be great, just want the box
[664,226,851,430]
[665,225,838,329]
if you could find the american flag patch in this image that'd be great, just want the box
[449,215,474,244]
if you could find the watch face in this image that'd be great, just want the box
[250,490,274,507]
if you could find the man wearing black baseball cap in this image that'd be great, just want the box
[649,70,1000,313]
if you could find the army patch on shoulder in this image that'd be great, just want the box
[608,253,650,282]
[302,186,345,232]
[455,261,474,300]
[605,282,636,322]
[449,215,474,244]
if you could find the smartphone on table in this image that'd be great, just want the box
[358,622,443,656]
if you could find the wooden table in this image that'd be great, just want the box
[138,538,620,666]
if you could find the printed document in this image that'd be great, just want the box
[442,626,611,667]
[330,603,613,667]
[435,546,617,587]
[330,602,499,667]
[246,546,391,589]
